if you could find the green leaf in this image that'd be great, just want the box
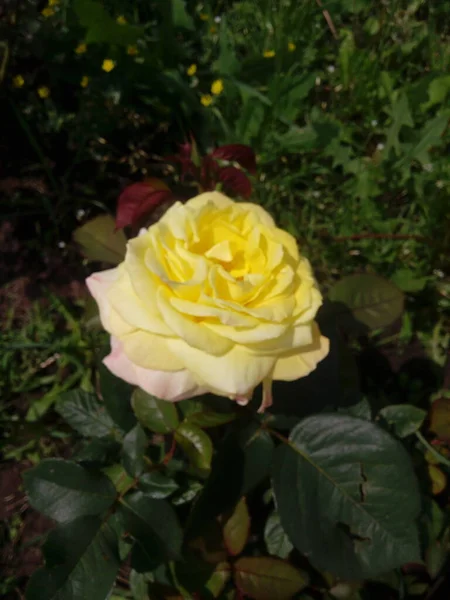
[233,557,309,600]
[139,472,179,499]
[129,569,153,600]
[73,215,127,264]
[264,512,293,559]
[24,459,116,523]
[175,422,213,473]
[216,17,239,76]
[187,425,274,538]
[273,73,316,122]
[74,0,145,45]
[120,491,182,569]
[99,364,136,433]
[422,75,450,110]
[223,498,250,556]
[273,414,421,579]
[391,268,428,293]
[385,93,414,155]
[328,274,404,331]
[185,410,236,429]
[122,424,147,477]
[171,0,194,29]
[379,404,426,438]
[398,112,449,166]
[26,516,120,600]
[132,389,179,434]
[56,390,115,438]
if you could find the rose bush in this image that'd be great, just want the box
[87,192,328,411]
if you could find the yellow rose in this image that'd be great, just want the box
[87,192,328,410]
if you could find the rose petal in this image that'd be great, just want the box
[104,337,207,401]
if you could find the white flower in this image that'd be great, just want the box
[315,76,321,86]
[327,65,335,73]
[58,241,66,249]
[376,143,384,151]
[371,119,378,127]
[436,180,444,189]
[423,163,433,172]
[76,209,86,220]
[214,15,221,23]
[312,191,320,198]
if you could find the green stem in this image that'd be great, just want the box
[415,431,450,469]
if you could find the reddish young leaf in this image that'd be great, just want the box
[219,167,252,198]
[200,155,221,191]
[116,181,172,229]
[211,144,257,174]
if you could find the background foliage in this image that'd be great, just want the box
[1,0,449,599]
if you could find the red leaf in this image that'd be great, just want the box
[116,182,172,229]
[211,144,257,174]
[219,167,252,198]
[200,155,221,191]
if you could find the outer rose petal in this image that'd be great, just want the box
[272,328,330,381]
[86,269,134,336]
[104,337,207,401]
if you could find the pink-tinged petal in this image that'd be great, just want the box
[134,367,207,402]
[103,337,208,402]
[86,268,119,330]
[103,336,139,386]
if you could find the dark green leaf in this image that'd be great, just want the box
[328,274,404,330]
[74,0,144,45]
[24,459,116,523]
[56,390,115,438]
[139,471,179,499]
[99,364,136,433]
[132,389,179,434]
[187,425,274,538]
[26,516,119,600]
[234,556,308,600]
[120,491,182,569]
[122,424,147,477]
[73,214,127,264]
[264,512,293,559]
[223,497,250,556]
[73,437,121,466]
[273,414,421,578]
[379,404,426,438]
[175,422,213,473]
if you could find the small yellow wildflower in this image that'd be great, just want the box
[211,79,224,95]
[187,64,197,76]
[199,13,208,21]
[48,0,60,5]
[200,94,213,107]
[80,76,89,88]
[263,50,275,58]
[127,45,139,56]
[41,7,55,17]
[102,59,116,73]
[75,43,87,55]
[116,15,127,25]
[13,75,25,88]
[38,86,50,99]
[288,42,296,52]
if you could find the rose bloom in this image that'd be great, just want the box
[87,192,328,412]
